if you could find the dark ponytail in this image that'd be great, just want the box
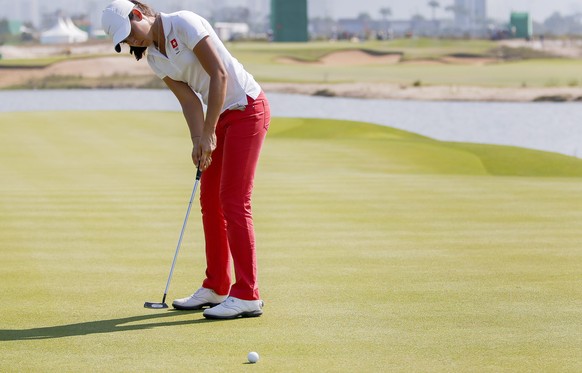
[129,45,147,61]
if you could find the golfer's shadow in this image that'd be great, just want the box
[0,310,212,341]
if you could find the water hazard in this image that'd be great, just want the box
[1,89,581,158]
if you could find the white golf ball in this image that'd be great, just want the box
[247,351,259,363]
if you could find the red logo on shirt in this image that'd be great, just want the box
[171,39,178,49]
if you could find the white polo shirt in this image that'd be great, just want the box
[146,11,261,113]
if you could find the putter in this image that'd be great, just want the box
[144,166,202,309]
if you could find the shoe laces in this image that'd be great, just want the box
[222,297,238,308]
[191,288,208,299]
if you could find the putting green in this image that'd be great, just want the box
[1,112,582,371]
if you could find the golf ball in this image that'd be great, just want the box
[247,351,259,363]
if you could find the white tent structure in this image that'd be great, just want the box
[40,17,89,45]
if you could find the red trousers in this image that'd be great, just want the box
[200,92,270,301]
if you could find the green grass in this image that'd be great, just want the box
[1,113,582,372]
[0,57,66,67]
[4,39,582,88]
[227,39,497,61]
[226,40,580,87]
[0,54,98,68]
[242,56,582,87]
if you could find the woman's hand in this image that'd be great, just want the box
[196,130,216,171]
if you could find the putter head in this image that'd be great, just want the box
[144,302,169,309]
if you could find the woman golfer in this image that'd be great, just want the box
[102,0,270,319]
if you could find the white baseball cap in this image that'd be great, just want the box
[102,0,135,52]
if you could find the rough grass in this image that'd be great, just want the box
[242,57,582,87]
[1,113,582,372]
[228,40,581,87]
[227,39,497,61]
[0,54,97,68]
[3,39,581,88]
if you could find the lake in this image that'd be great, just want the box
[0,89,581,158]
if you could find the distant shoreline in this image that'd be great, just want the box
[262,82,582,103]
[3,63,582,102]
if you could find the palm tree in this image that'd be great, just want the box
[428,1,440,22]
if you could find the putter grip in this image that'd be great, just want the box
[196,168,202,180]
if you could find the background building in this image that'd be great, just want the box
[510,12,533,39]
[40,17,88,44]
[270,0,308,42]
[454,0,487,30]
[18,0,40,28]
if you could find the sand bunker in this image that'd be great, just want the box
[278,50,402,66]
[399,56,497,66]
[0,56,154,88]
[47,56,153,78]
[277,50,497,66]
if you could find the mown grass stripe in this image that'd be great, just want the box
[1,112,582,371]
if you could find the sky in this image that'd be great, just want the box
[1,0,581,26]
[309,0,582,22]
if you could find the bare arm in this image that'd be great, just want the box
[193,35,227,170]
[163,76,205,167]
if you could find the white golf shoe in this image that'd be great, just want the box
[203,296,264,320]
[172,287,227,310]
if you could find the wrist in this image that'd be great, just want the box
[203,118,218,132]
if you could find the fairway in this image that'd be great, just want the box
[1,112,582,371]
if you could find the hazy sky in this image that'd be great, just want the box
[1,0,581,24]
[310,0,582,22]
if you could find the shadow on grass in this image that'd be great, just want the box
[0,310,213,341]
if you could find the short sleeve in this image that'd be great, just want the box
[174,12,210,51]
